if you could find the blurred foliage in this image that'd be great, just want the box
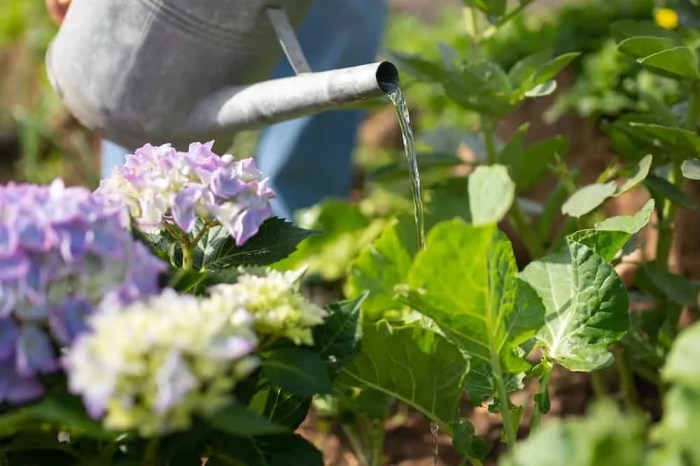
[0,1,98,186]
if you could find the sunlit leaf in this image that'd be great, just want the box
[468,165,515,226]
[519,239,629,371]
[562,182,617,217]
[337,320,468,431]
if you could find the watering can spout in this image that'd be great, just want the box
[187,61,399,137]
[45,0,399,149]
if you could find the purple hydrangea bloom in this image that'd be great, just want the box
[0,179,166,404]
[96,141,275,246]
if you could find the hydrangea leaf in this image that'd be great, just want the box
[468,165,516,226]
[337,320,468,431]
[519,239,629,372]
[500,401,646,466]
[407,220,544,374]
[262,348,333,398]
[208,433,323,466]
[562,182,617,218]
[262,388,311,430]
[312,294,366,374]
[346,217,417,319]
[205,403,287,436]
[200,218,316,270]
[0,394,113,440]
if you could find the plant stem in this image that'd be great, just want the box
[483,123,498,165]
[615,347,639,410]
[482,0,534,39]
[510,200,545,259]
[492,354,517,449]
[589,371,607,399]
[529,363,552,433]
[182,243,194,270]
[141,438,160,466]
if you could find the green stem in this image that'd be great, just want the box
[182,243,194,270]
[529,362,552,433]
[510,200,545,259]
[463,6,481,42]
[492,354,517,449]
[482,0,534,39]
[483,123,498,165]
[615,347,639,410]
[141,438,160,466]
[589,371,608,399]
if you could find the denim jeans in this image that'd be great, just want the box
[101,0,388,220]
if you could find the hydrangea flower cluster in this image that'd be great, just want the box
[64,290,259,436]
[97,141,275,246]
[0,180,165,404]
[210,268,327,346]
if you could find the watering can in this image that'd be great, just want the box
[46,0,399,149]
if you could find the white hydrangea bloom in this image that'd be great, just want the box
[64,289,258,436]
[209,268,327,346]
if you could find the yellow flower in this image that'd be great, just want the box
[655,8,679,29]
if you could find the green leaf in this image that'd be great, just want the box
[682,159,700,180]
[610,20,681,42]
[508,51,580,97]
[466,0,507,17]
[638,47,700,79]
[635,261,699,307]
[617,36,676,59]
[500,401,646,466]
[337,320,467,431]
[408,220,544,373]
[200,218,316,270]
[616,154,653,195]
[628,123,700,154]
[262,348,333,397]
[452,418,489,460]
[468,165,515,226]
[263,388,311,430]
[645,174,696,209]
[562,182,617,218]
[523,80,557,97]
[595,198,655,234]
[567,230,631,263]
[463,363,525,406]
[274,201,382,281]
[501,134,568,192]
[443,62,513,116]
[346,217,417,319]
[313,294,366,373]
[519,239,629,371]
[208,433,323,466]
[0,395,114,440]
[568,199,655,262]
[205,403,287,436]
[652,322,700,465]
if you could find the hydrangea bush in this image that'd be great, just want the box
[0,142,353,466]
[0,179,164,404]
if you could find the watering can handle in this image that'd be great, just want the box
[267,8,312,75]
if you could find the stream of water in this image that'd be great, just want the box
[387,87,425,250]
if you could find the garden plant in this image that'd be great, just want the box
[2,0,700,465]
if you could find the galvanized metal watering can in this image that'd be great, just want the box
[46,0,399,149]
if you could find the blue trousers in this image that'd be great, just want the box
[102,0,388,220]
